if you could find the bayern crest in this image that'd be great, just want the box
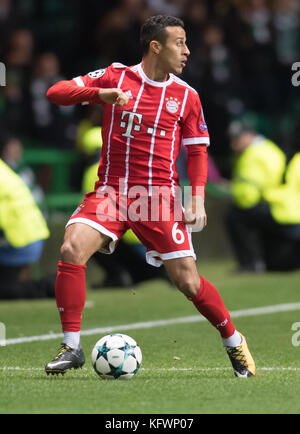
[166,97,181,114]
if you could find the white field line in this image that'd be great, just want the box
[2,301,300,346]
[1,366,300,372]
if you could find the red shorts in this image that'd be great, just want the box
[66,188,196,267]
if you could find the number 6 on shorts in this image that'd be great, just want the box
[172,222,185,244]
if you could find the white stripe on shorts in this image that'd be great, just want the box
[146,249,196,267]
[66,217,119,254]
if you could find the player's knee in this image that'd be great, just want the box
[60,237,85,264]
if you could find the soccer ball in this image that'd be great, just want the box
[91,333,142,380]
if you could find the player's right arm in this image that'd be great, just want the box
[46,66,129,107]
[181,90,210,231]
[98,88,129,106]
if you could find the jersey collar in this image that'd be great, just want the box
[137,63,173,87]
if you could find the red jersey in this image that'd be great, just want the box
[72,63,210,194]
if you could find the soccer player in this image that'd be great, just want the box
[45,15,256,377]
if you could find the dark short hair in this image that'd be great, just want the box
[140,15,185,56]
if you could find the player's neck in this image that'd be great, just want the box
[141,58,169,83]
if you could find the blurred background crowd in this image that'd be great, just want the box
[0,0,300,297]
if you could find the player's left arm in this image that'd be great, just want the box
[184,144,208,231]
[181,91,209,231]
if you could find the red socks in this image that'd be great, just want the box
[55,261,86,332]
[55,262,234,340]
[190,275,236,338]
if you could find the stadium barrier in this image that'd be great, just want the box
[23,147,83,213]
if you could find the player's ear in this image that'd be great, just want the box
[149,40,162,55]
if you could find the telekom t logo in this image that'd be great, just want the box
[120,111,143,139]
[120,110,167,139]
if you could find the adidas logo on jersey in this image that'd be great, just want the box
[125,90,133,99]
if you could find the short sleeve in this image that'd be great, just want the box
[181,91,210,146]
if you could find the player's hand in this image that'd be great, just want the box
[98,88,129,106]
[184,195,207,232]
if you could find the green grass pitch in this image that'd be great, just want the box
[0,260,300,414]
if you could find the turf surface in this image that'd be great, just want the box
[0,260,300,414]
